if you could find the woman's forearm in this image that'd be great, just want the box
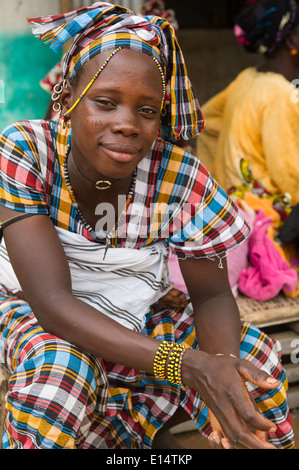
[193,293,241,357]
[178,256,242,357]
[32,288,160,373]
[1,214,160,373]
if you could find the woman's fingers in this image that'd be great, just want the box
[238,360,280,389]
[209,429,273,450]
[204,360,278,448]
[209,431,223,448]
[215,383,278,448]
[183,350,280,449]
[208,399,272,449]
[215,403,277,449]
[158,288,188,308]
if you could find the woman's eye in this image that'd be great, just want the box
[139,107,158,116]
[95,99,115,107]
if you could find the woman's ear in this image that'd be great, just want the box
[59,80,74,115]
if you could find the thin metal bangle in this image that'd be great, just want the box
[215,353,238,359]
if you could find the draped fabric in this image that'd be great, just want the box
[234,0,299,54]
[28,2,203,141]
[196,68,299,205]
[50,229,171,332]
[0,288,295,448]
[0,119,250,262]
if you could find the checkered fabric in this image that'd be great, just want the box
[28,2,203,141]
[0,288,108,449]
[0,288,295,448]
[0,118,295,449]
[0,120,250,261]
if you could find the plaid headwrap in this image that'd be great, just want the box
[234,0,299,54]
[28,2,203,142]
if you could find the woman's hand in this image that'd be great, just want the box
[207,370,270,449]
[182,351,279,449]
[157,287,188,309]
[208,408,269,449]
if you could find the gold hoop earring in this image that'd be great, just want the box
[51,79,67,103]
[52,79,67,97]
[161,106,167,117]
[52,101,61,113]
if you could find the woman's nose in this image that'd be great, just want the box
[110,107,139,136]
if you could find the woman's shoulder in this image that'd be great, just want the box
[243,67,292,93]
[231,67,289,90]
[0,119,57,148]
[0,119,59,170]
[150,138,211,195]
[153,138,202,168]
[0,119,58,145]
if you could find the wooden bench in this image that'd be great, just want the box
[236,294,299,411]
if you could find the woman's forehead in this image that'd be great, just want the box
[78,49,162,95]
[79,48,163,87]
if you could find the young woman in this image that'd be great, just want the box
[0,3,294,449]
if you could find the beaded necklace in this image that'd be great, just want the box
[63,153,137,258]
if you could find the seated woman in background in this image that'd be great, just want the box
[197,0,299,206]
[0,2,295,450]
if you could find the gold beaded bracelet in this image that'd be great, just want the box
[166,343,190,390]
[153,341,191,389]
[153,340,175,380]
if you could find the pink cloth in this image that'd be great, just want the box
[168,251,187,293]
[238,210,298,301]
[168,208,252,297]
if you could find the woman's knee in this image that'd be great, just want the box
[20,336,108,400]
[4,338,108,448]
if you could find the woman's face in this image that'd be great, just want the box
[66,48,163,180]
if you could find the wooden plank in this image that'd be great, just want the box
[170,420,197,435]
[289,321,299,335]
[61,0,72,13]
[237,294,299,328]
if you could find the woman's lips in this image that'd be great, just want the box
[100,142,140,163]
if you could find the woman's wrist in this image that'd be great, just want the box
[180,347,212,389]
[180,349,240,390]
[152,342,240,391]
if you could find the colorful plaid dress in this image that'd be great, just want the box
[0,120,295,448]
